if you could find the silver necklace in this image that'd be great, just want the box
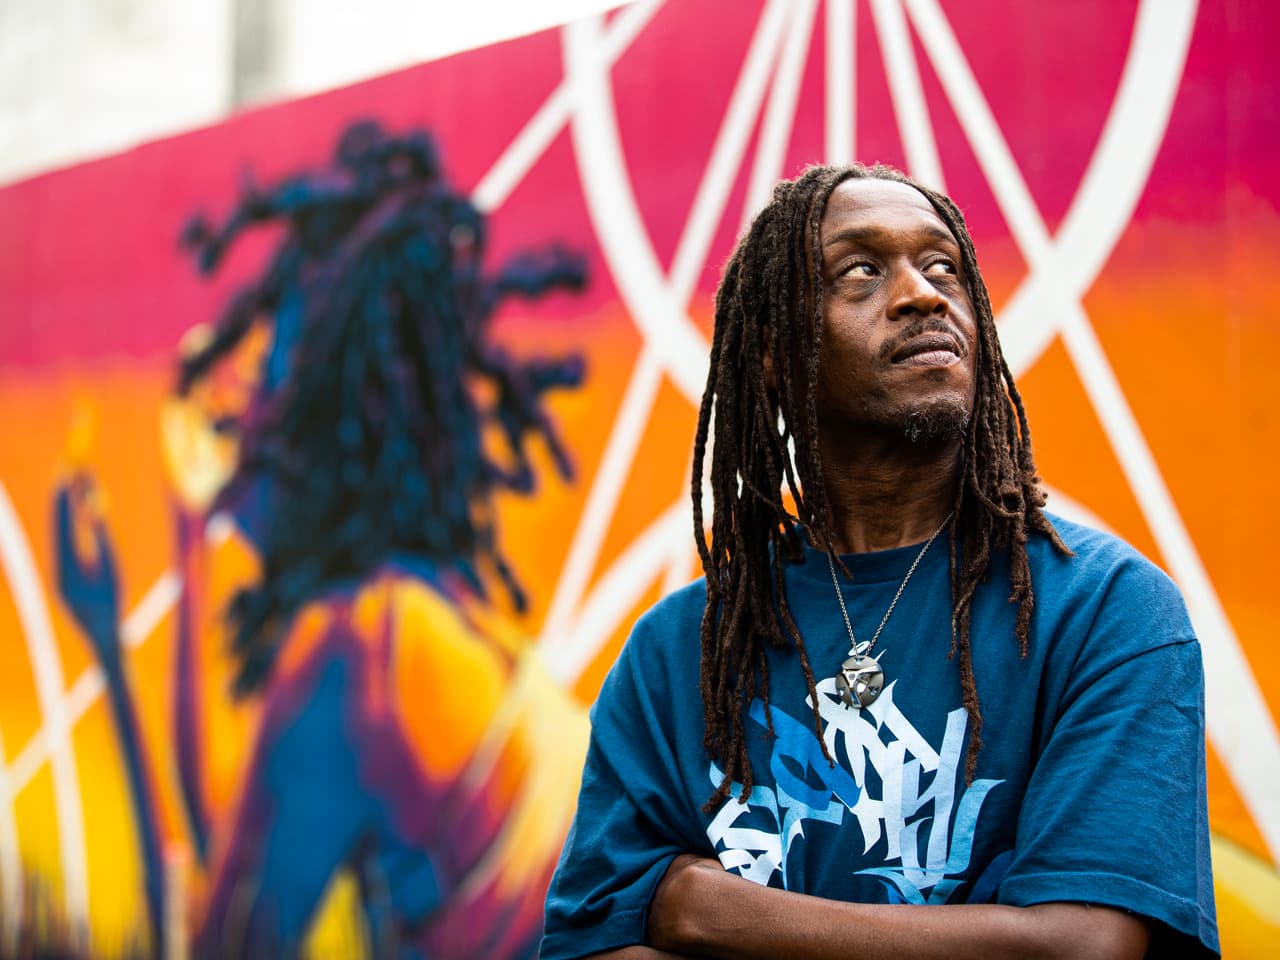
[826,513,952,709]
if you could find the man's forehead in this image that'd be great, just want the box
[820,177,955,245]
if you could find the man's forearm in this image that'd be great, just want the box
[648,856,1150,960]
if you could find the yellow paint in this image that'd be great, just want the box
[300,868,369,960]
[1212,835,1280,959]
[466,654,590,900]
[199,528,263,825]
[274,604,336,681]
[390,578,510,781]
[76,698,146,956]
[13,768,65,925]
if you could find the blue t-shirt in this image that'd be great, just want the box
[541,515,1219,958]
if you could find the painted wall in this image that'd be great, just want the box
[0,0,1276,955]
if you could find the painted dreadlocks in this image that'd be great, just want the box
[692,163,1066,811]
[180,120,586,694]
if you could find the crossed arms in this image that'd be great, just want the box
[545,559,1214,960]
[588,854,1150,960]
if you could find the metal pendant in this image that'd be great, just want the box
[835,654,884,708]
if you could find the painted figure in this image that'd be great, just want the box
[56,121,591,957]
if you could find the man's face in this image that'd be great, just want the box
[814,177,978,442]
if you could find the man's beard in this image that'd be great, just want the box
[902,400,970,444]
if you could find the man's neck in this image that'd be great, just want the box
[817,429,961,553]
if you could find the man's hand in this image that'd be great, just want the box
[646,854,1151,960]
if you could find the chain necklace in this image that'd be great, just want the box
[825,513,952,709]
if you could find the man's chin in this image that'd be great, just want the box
[902,401,970,444]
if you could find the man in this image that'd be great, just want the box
[541,164,1218,959]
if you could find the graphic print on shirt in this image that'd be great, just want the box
[706,679,1006,904]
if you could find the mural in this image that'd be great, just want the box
[0,0,1276,956]
[56,118,591,958]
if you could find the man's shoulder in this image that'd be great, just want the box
[590,576,708,730]
[1036,511,1174,585]
[629,576,710,653]
[602,576,709,694]
[1031,510,1196,647]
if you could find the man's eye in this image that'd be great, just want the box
[925,259,957,276]
[846,261,877,277]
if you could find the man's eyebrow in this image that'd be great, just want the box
[821,222,958,250]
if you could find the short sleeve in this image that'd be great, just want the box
[998,564,1219,956]
[540,610,709,960]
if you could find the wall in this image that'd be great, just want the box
[0,0,1276,955]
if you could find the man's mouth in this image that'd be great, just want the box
[890,333,963,367]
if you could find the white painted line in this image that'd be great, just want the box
[666,0,793,306]
[562,15,712,404]
[1058,302,1280,861]
[869,0,945,191]
[10,567,187,796]
[471,0,663,213]
[537,346,665,655]
[472,84,577,214]
[4,730,47,802]
[1041,484,1115,535]
[164,844,188,960]
[0,482,89,926]
[660,446,705,598]
[7,523,219,798]
[553,497,688,684]
[122,571,183,648]
[740,0,820,232]
[555,5,784,664]
[905,0,1199,374]
[824,0,856,165]
[1052,0,1201,298]
[903,0,1048,262]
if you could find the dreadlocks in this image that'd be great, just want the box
[692,163,1066,811]
[180,121,586,694]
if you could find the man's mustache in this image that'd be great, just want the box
[878,319,967,363]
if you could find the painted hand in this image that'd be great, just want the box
[159,391,239,514]
[54,473,121,672]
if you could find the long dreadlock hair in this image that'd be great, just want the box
[180,121,586,694]
[692,163,1067,811]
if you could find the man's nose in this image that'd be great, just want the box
[887,266,947,320]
